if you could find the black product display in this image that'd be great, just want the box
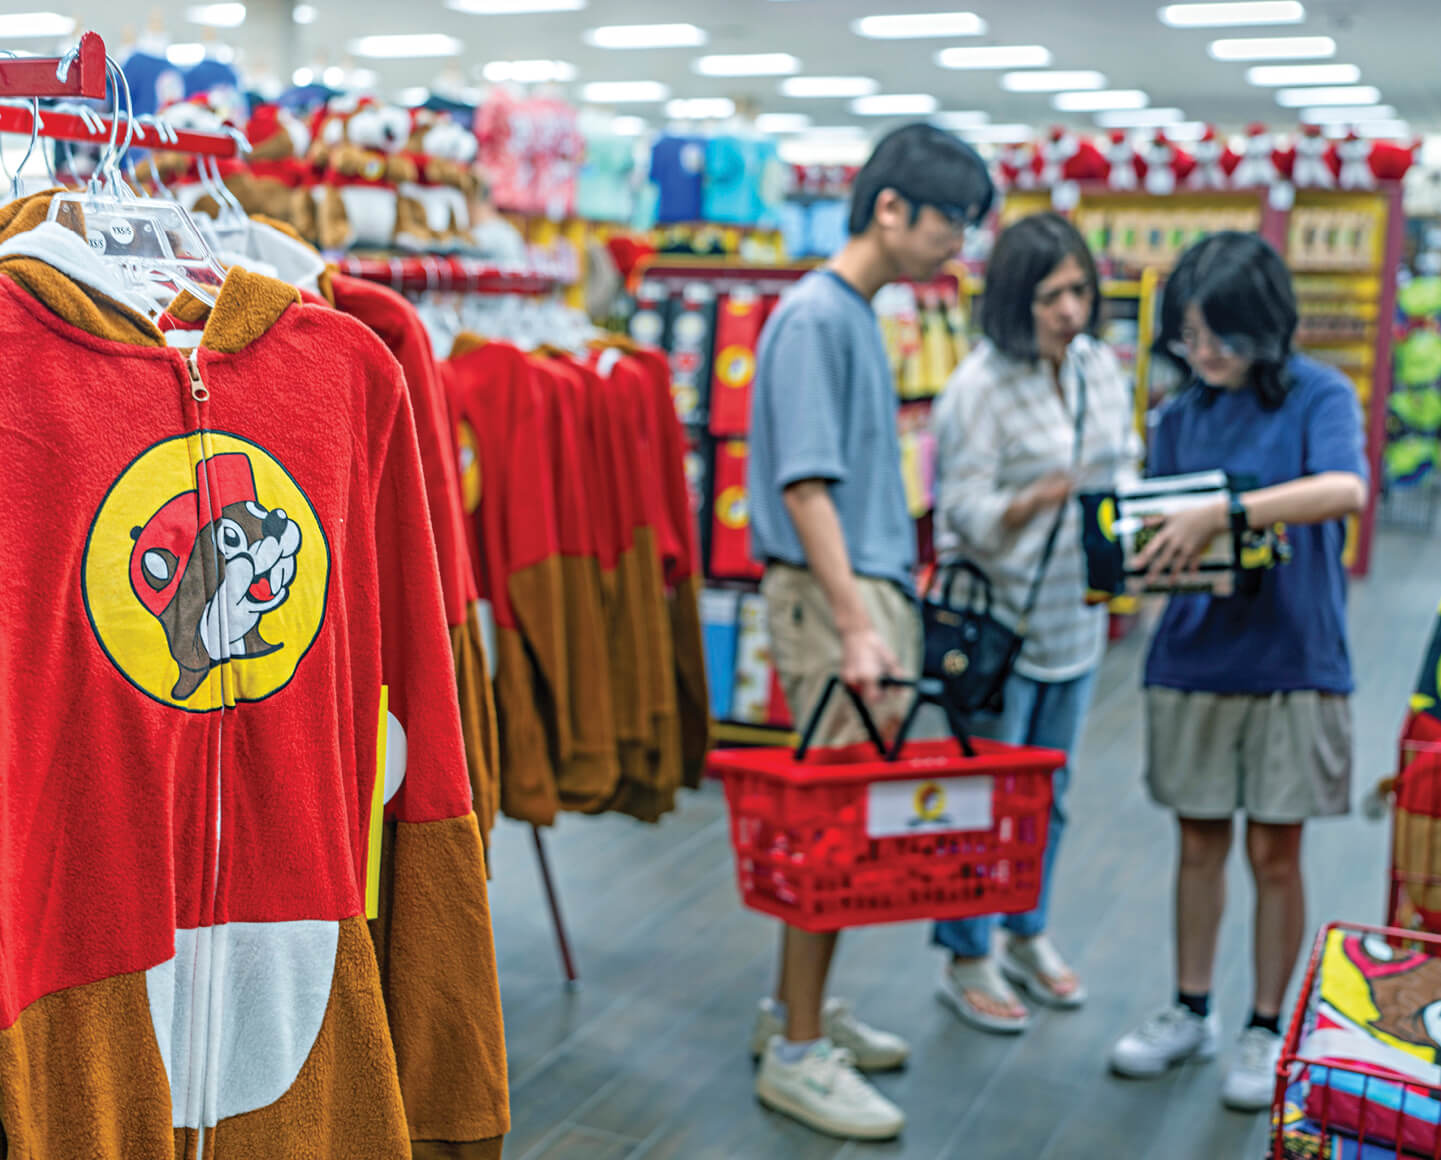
[665,282,718,426]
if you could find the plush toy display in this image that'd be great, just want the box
[1338,131,1378,191]
[1187,125,1235,190]
[222,103,315,236]
[1293,123,1338,189]
[1105,130,1142,191]
[1233,122,1279,188]
[1144,132,1179,196]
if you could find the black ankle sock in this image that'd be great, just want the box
[1177,990,1211,1018]
[1248,1011,1282,1035]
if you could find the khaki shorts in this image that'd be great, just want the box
[1145,688,1353,823]
[762,564,921,747]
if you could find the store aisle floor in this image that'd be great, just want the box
[487,525,1439,1160]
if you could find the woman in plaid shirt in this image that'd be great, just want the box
[929,212,1139,1034]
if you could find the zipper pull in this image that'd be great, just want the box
[187,348,210,403]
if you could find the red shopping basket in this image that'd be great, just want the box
[1271,922,1441,1159]
[707,676,1065,933]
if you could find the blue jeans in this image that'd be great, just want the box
[931,667,1097,959]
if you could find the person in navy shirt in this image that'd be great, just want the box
[1107,233,1368,1112]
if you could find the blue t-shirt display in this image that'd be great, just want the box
[650,134,706,225]
[184,58,241,99]
[747,270,915,593]
[1144,354,1369,695]
[121,49,184,118]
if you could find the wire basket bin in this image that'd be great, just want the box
[1271,922,1441,1160]
[707,677,1065,933]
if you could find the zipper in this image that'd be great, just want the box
[187,347,210,402]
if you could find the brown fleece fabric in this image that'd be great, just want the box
[368,816,510,1146]
[452,616,500,848]
[208,918,412,1159]
[173,1129,199,1159]
[492,623,562,826]
[0,969,174,1158]
[0,250,166,345]
[450,332,487,360]
[669,574,712,789]
[191,267,301,354]
[412,1141,504,1160]
[0,187,62,238]
[635,526,682,785]
[611,541,659,789]
[555,554,621,812]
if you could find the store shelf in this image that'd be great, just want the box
[335,255,566,295]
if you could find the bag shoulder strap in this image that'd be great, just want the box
[1019,361,1087,627]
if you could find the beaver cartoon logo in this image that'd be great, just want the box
[1343,933,1441,1051]
[911,782,951,827]
[84,432,329,712]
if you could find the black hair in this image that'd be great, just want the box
[1152,231,1298,409]
[977,212,1101,363]
[849,122,995,236]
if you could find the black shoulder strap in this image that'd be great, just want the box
[1019,360,1087,628]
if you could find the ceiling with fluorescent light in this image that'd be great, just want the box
[19,0,1441,151]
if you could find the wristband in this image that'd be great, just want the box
[1229,494,1251,537]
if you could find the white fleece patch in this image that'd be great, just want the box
[145,919,339,1129]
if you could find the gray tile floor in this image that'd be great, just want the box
[487,525,1441,1160]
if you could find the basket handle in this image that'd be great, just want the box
[793,676,976,762]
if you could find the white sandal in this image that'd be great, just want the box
[937,956,1031,1034]
[1000,934,1088,1010]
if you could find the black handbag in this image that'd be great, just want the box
[922,365,1087,716]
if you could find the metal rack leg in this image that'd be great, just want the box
[531,825,580,987]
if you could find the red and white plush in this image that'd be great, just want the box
[1337,130,1377,190]
[1063,135,1110,183]
[1233,122,1279,188]
[996,142,1031,192]
[1188,125,1232,190]
[1292,123,1337,189]
[1371,138,1419,183]
[1144,131,1179,196]
[1038,126,1073,188]
[1105,130,1142,191]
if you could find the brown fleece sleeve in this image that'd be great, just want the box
[668,574,713,789]
[451,617,500,847]
[369,817,510,1150]
[555,554,621,811]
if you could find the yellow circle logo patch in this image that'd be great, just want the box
[716,484,749,530]
[83,432,331,713]
[457,420,482,515]
[715,345,756,390]
[914,782,948,822]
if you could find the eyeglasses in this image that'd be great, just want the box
[1167,327,1259,362]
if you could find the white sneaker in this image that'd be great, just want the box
[755,1038,905,1140]
[749,998,910,1071]
[1221,1027,1283,1111]
[1110,1004,1221,1078]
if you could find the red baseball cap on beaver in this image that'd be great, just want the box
[129,453,259,617]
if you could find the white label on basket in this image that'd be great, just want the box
[866,776,993,838]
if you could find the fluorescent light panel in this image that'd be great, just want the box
[781,75,878,98]
[755,113,812,133]
[0,12,76,36]
[482,59,577,82]
[933,110,990,129]
[851,93,940,115]
[166,42,207,66]
[666,97,735,119]
[1159,2,1304,27]
[1276,84,1381,106]
[1001,69,1106,92]
[961,123,1035,143]
[1354,120,1409,139]
[292,3,316,22]
[447,0,584,10]
[349,33,463,58]
[694,53,799,76]
[1209,35,1334,59]
[1096,107,1187,127]
[398,86,430,105]
[1301,103,1397,122]
[936,44,1051,69]
[585,23,706,48]
[1160,121,1209,141]
[1246,63,1359,84]
[611,115,648,136]
[1054,89,1149,111]
[186,3,246,27]
[853,11,986,38]
[581,80,670,102]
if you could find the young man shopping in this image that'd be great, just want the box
[745,123,995,1140]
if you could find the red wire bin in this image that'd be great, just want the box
[1387,739,1441,936]
[708,678,1064,933]
[1271,922,1441,1159]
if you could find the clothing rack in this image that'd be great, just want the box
[0,103,245,158]
[0,31,106,99]
[342,254,583,986]
[337,255,565,297]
